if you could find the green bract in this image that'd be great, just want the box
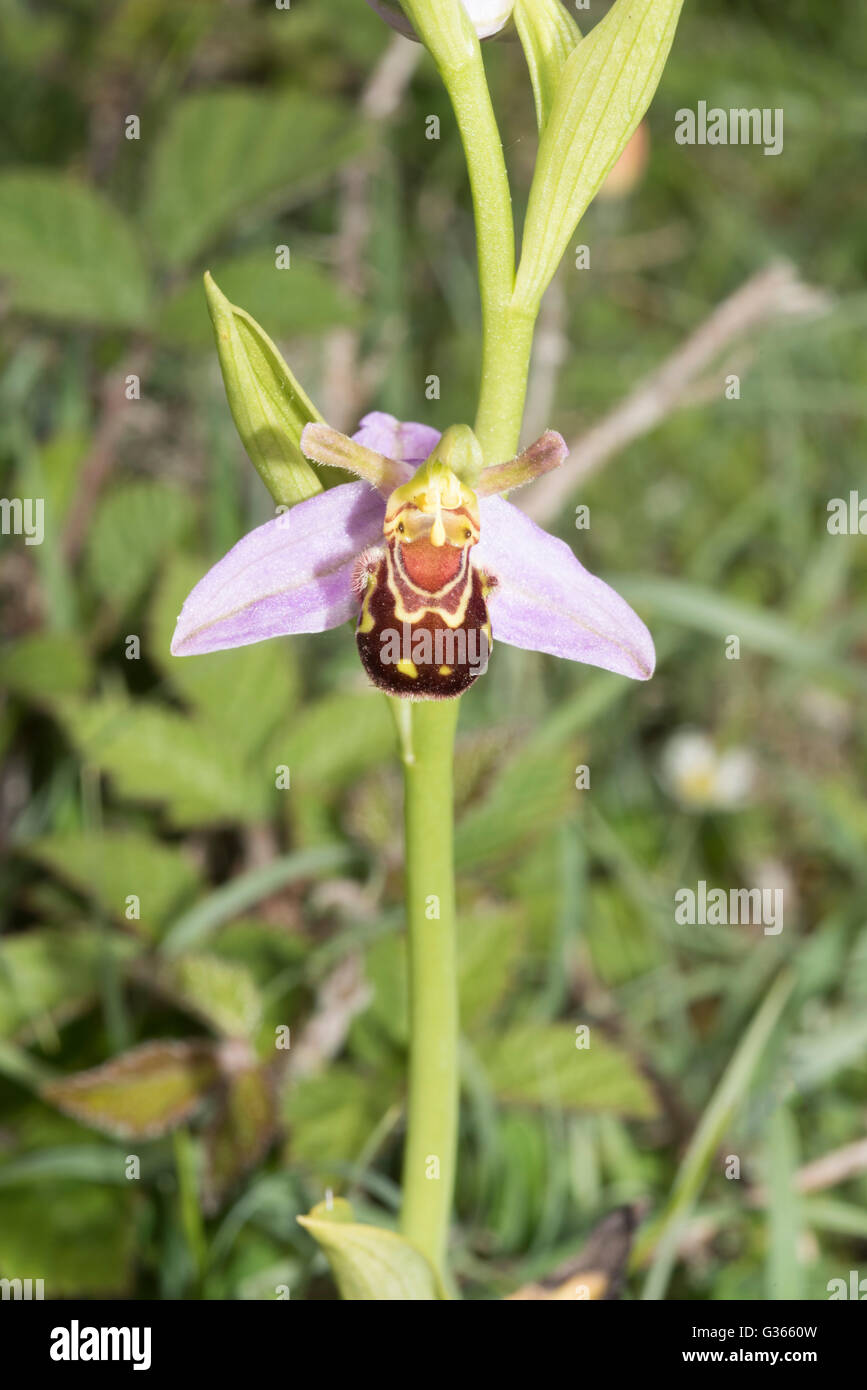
[298,1198,446,1300]
[514,0,685,315]
[204,271,324,508]
[513,0,582,131]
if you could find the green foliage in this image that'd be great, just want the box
[477,1023,658,1118]
[298,1197,444,1300]
[161,252,357,349]
[42,1041,221,1140]
[0,1184,137,1296]
[23,829,200,935]
[84,482,195,611]
[0,928,139,1040]
[203,270,325,506]
[0,172,150,327]
[56,695,271,827]
[515,0,684,311]
[513,0,581,130]
[203,1062,276,1212]
[143,89,366,270]
[158,954,263,1039]
[0,632,92,698]
[284,1066,397,1170]
[150,557,300,760]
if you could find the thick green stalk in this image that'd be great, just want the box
[474,302,537,462]
[399,0,535,463]
[393,3,541,1291]
[398,698,460,1279]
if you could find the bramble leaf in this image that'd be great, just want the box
[42,1041,221,1139]
[0,172,150,328]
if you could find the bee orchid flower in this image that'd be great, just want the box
[171,413,655,698]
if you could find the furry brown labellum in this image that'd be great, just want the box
[354,461,494,700]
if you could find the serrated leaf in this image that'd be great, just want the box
[23,830,200,936]
[55,694,269,827]
[0,928,140,1042]
[158,954,263,1038]
[204,271,324,507]
[0,172,150,328]
[203,1060,276,1212]
[0,632,92,699]
[84,481,194,609]
[159,250,357,349]
[42,1040,221,1139]
[298,1198,443,1300]
[478,1023,658,1117]
[150,556,299,760]
[514,0,684,312]
[514,0,582,130]
[144,89,366,269]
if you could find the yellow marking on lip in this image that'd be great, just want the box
[397,659,418,679]
[357,568,378,634]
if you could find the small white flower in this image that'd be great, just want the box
[660,729,756,811]
[367,1,515,42]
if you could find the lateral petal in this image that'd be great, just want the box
[475,497,655,679]
[171,482,385,655]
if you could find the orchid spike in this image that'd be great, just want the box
[171,413,655,698]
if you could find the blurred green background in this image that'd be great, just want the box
[0,0,865,1301]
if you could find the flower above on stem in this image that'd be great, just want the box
[171,413,655,697]
[367,0,515,42]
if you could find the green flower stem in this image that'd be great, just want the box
[474,302,537,462]
[399,0,536,463]
[393,3,542,1292]
[398,698,460,1282]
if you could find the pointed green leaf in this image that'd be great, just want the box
[514,0,684,312]
[204,271,325,507]
[298,1198,444,1300]
[42,1040,221,1139]
[0,172,150,328]
[514,0,581,130]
